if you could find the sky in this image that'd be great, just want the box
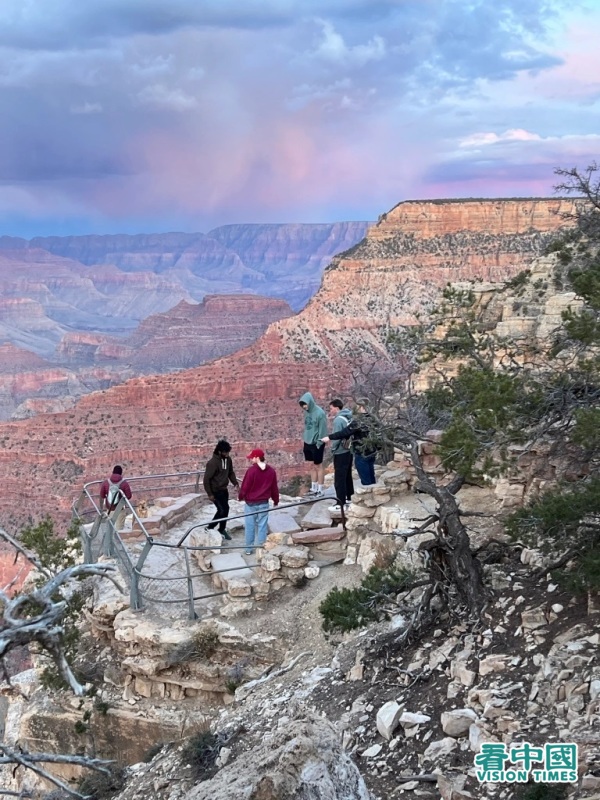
[0,0,600,238]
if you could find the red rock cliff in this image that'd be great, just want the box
[0,199,575,530]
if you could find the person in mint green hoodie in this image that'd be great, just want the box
[299,391,328,496]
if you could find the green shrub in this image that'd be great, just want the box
[319,565,421,633]
[142,742,166,763]
[181,730,221,781]
[514,783,567,800]
[225,661,246,694]
[167,627,220,666]
[506,476,600,590]
[78,766,126,799]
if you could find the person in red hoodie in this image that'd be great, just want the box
[238,448,279,554]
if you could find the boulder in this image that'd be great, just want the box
[301,501,335,530]
[399,712,431,728]
[190,716,372,799]
[441,708,478,737]
[279,547,310,568]
[376,701,403,741]
[423,738,457,761]
[210,553,254,592]
[304,564,320,579]
[268,511,301,535]
[261,553,281,572]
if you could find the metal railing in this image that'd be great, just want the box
[73,473,344,620]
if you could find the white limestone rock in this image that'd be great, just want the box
[440,708,478,737]
[376,701,403,741]
[422,737,457,761]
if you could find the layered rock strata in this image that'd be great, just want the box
[0,199,576,529]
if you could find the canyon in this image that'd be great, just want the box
[0,198,575,531]
[0,295,292,421]
[0,223,366,418]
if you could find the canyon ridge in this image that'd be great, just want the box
[0,198,575,531]
[0,223,367,417]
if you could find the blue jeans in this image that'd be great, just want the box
[355,453,376,486]
[244,502,269,549]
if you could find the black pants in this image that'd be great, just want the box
[207,489,230,533]
[333,451,354,505]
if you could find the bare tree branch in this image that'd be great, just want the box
[1,559,122,696]
[0,744,112,799]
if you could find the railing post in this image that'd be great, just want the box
[184,547,198,620]
[131,539,153,611]
[101,519,114,558]
[82,515,103,563]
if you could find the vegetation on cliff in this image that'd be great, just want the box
[321,164,599,637]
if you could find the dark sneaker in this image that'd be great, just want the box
[221,530,232,540]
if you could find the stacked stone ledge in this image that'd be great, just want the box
[127,492,203,538]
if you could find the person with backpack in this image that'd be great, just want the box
[299,391,328,497]
[203,440,239,541]
[321,399,353,513]
[99,465,133,531]
[325,398,379,486]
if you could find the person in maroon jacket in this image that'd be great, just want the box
[99,465,133,531]
[238,448,279,554]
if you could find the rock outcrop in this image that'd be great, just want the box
[0,199,576,529]
[66,294,294,372]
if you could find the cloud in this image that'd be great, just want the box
[70,101,104,115]
[425,130,600,197]
[137,83,198,110]
[460,129,542,147]
[312,19,386,66]
[0,0,598,236]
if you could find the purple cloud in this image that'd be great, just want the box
[0,0,597,236]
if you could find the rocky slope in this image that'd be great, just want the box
[0,199,576,530]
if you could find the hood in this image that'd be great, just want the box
[299,391,316,412]
[110,473,123,483]
[337,409,352,421]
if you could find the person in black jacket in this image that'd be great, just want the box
[203,440,239,540]
[325,399,378,486]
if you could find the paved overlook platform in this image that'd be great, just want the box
[114,488,341,620]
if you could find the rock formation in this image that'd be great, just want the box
[0,223,366,417]
[64,294,294,373]
[0,199,576,530]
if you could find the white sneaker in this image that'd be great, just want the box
[328,504,345,514]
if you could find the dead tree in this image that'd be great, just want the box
[0,528,122,798]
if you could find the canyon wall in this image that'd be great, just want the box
[0,199,575,530]
[0,223,367,415]
[0,295,292,421]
